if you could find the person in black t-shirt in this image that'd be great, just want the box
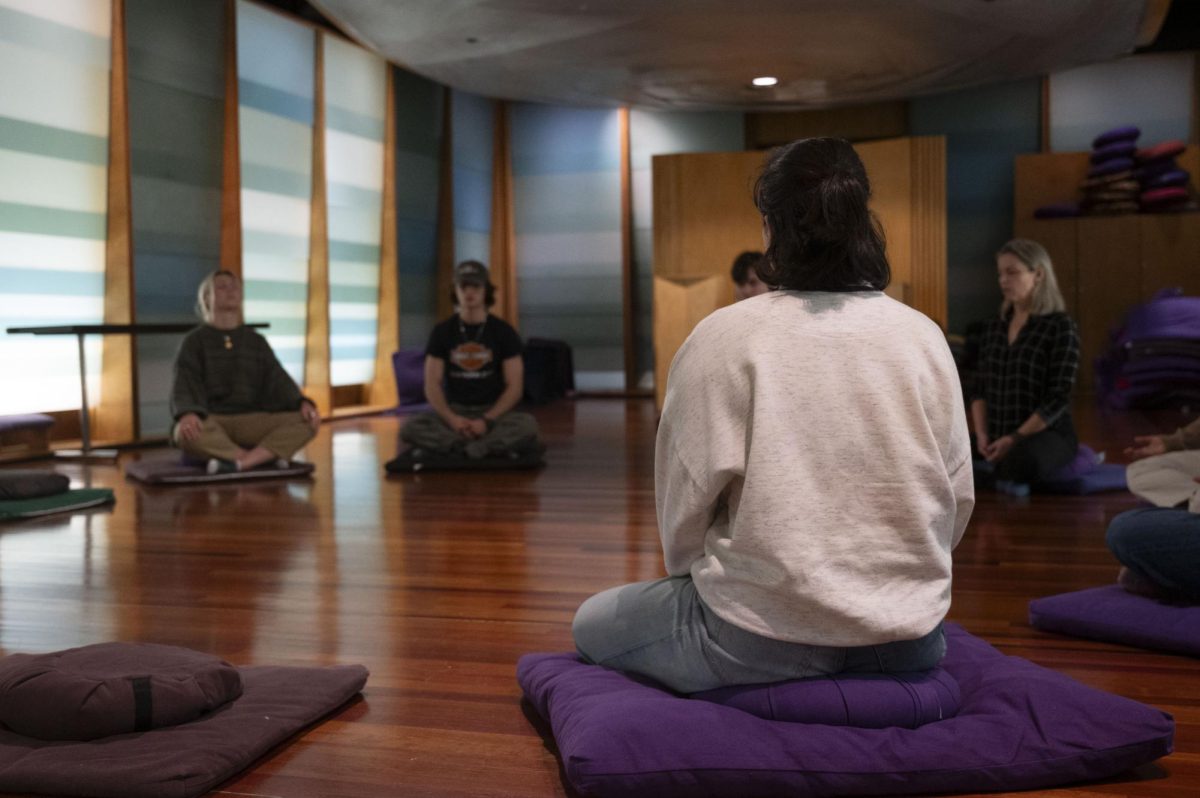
[400,261,541,459]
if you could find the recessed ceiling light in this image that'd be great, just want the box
[751,76,778,87]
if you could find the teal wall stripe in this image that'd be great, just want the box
[242,162,311,198]
[243,278,308,302]
[0,116,107,164]
[0,6,110,68]
[238,79,314,125]
[329,180,382,207]
[329,239,380,263]
[330,284,378,303]
[243,229,310,258]
[326,103,385,140]
[0,200,105,239]
[0,266,103,296]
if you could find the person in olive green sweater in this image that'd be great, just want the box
[170,270,320,474]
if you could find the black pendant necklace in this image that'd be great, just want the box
[459,316,487,343]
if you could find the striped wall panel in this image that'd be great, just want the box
[323,34,385,387]
[511,104,622,391]
[393,67,443,349]
[628,109,743,388]
[452,90,493,266]
[0,0,111,414]
[127,0,225,436]
[236,0,312,383]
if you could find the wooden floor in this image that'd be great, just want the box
[2,397,1198,798]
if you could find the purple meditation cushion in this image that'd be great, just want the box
[1147,169,1190,189]
[1030,585,1200,658]
[0,642,242,741]
[518,623,1173,797]
[1090,140,1137,164]
[1087,157,1136,177]
[392,348,427,407]
[0,414,53,433]
[1136,140,1187,162]
[1081,169,1134,188]
[1038,462,1127,494]
[1141,186,1190,206]
[1091,125,1139,149]
[692,668,959,729]
[1033,202,1081,219]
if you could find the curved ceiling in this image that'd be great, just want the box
[308,0,1164,110]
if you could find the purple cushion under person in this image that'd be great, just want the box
[1092,125,1140,149]
[1030,585,1200,658]
[392,348,428,407]
[518,624,1173,798]
[125,456,315,485]
[1037,462,1127,494]
[692,668,959,728]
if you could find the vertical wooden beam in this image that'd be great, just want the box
[1039,76,1051,153]
[97,0,137,444]
[304,32,332,416]
[221,0,242,276]
[618,106,636,390]
[488,100,518,325]
[908,136,947,330]
[1192,52,1199,146]
[367,66,399,408]
[435,86,455,321]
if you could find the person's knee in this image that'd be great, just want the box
[571,591,609,663]
[1124,457,1156,490]
[1106,508,1153,560]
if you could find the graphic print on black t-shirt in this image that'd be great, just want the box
[425,314,523,406]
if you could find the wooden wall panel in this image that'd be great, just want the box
[366,67,399,408]
[1141,213,1200,296]
[97,0,137,444]
[489,101,518,325]
[745,102,908,150]
[653,275,723,409]
[1013,152,1090,222]
[304,33,332,416]
[619,107,636,390]
[1075,216,1142,394]
[652,137,948,408]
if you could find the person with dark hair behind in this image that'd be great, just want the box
[571,138,974,692]
[730,250,768,300]
[171,270,320,475]
[969,239,1080,493]
[400,261,541,460]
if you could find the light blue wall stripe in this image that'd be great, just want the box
[329,240,380,263]
[244,229,309,258]
[243,279,308,302]
[1,267,103,295]
[513,171,622,234]
[329,180,381,207]
[0,200,106,239]
[0,6,109,68]
[330,284,378,303]
[511,104,622,175]
[0,116,107,164]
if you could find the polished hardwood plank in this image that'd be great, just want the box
[0,397,1197,797]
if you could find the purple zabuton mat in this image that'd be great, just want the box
[1030,584,1200,658]
[518,623,1173,797]
[0,662,367,798]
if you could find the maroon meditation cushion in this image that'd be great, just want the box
[0,642,242,741]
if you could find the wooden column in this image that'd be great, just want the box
[96,0,137,444]
[366,66,399,408]
[908,136,947,330]
[488,100,518,325]
[304,33,332,416]
[435,87,455,321]
[618,107,636,389]
[220,0,242,275]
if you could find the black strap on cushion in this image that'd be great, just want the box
[130,676,153,732]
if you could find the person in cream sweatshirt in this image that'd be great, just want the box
[573,138,974,693]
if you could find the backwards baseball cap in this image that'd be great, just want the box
[454,261,490,286]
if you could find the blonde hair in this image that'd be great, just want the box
[997,238,1066,316]
[196,269,240,323]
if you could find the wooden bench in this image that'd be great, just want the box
[0,414,54,463]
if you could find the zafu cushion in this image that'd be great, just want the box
[1147,169,1190,189]
[692,668,960,729]
[1089,140,1137,163]
[1136,140,1187,162]
[0,469,69,500]
[1080,169,1133,188]
[1088,157,1135,177]
[519,623,1173,797]
[1091,125,1140,148]
[0,642,242,741]
[1141,186,1190,206]
[1030,585,1200,658]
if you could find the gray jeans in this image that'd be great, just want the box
[572,576,946,693]
[400,404,541,458]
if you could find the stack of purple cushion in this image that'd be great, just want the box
[1134,139,1195,212]
[1078,126,1140,216]
[1096,289,1200,410]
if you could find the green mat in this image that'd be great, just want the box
[0,489,115,520]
